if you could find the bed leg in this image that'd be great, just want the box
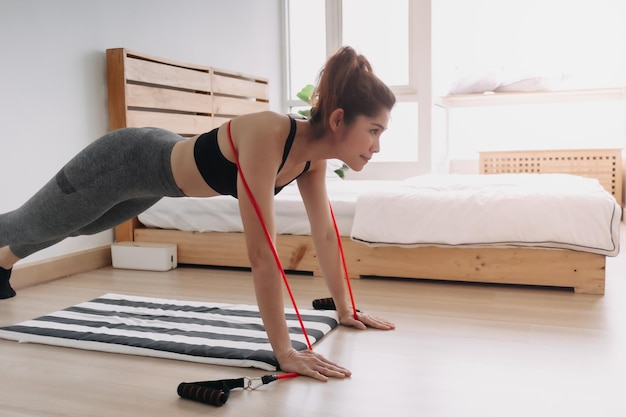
[573,278,605,295]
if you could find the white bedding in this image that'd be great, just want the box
[139,179,396,237]
[139,174,621,257]
[352,174,621,256]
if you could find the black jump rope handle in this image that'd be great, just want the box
[312,297,360,312]
[178,376,277,407]
[177,382,230,407]
[312,297,337,310]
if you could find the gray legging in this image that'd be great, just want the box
[0,127,185,258]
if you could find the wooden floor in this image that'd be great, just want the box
[1,224,625,417]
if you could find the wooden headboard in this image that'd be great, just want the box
[479,148,623,206]
[106,48,270,240]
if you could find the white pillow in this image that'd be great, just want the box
[440,67,503,95]
[495,72,568,92]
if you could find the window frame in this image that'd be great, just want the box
[282,0,436,177]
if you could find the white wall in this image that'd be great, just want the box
[0,0,283,265]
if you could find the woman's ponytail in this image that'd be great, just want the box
[309,46,395,137]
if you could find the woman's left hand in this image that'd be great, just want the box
[339,310,395,330]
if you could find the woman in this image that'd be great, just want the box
[0,46,396,380]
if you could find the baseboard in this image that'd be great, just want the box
[11,246,112,290]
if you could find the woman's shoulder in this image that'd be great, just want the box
[237,110,289,124]
[233,111,292,139]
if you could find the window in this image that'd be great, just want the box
[284,1,326,103]
[341,0,410,87]
[434,0,626,160]
[285,1,625,174]
[285,0,419,164]
[433,0,626,91]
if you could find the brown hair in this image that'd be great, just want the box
[309,46,396,138]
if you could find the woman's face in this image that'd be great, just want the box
[338,110,390,171]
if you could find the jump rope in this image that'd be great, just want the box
[177,120,359,406]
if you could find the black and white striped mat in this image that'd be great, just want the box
[0,293,339,371]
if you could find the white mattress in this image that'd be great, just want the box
[352,174,621,256]
[138,174,621,257]
[139,179,394,237]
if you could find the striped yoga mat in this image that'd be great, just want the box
[0,293,339,371]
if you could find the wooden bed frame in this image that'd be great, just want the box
[107,48,614,295]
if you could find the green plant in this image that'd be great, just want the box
[296,84,349,179]
[296,84,315,118]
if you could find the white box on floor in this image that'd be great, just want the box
[111,242,177,271]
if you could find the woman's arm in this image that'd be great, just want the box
[297,161,353,317]
[231,116,351,381]
[298,161,395,330]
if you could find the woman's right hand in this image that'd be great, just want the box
[277,348,351,382]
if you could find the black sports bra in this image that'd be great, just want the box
[193,115,311,198]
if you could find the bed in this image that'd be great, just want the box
[107,48,622,295]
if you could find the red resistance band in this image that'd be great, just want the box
[225,120,359,343]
